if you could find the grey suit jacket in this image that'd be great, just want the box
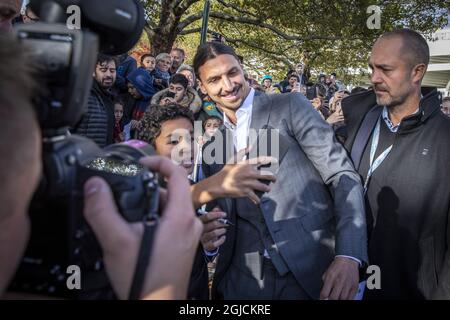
[202,91,368,299]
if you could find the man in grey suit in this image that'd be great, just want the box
[194,42,368,300]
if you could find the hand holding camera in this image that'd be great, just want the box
[197,207,229,252]
[84,156,202,299]
[10,0,196,300]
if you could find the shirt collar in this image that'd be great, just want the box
[382,106,420,133]
[223,88,255,129]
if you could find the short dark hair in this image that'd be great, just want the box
[193,42,240,80]
[286,69,296,78]
[379,29,430,68]
[137,104,194,146]
[140,53,154,64]
[170,73,189,89]
[171,48,185,57]
[96,53,117,68]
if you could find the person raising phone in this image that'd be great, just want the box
[151,74,202,113]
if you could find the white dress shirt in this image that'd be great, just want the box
[222,88,255,154]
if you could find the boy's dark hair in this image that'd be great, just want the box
[289,74,300,82]
[140,53,154,65]
[202,115,223,130]
[170,73,189,90]
[286,69,296,78]
[96,53,117,68]
[193,42,240,80]
[138,104,194,146]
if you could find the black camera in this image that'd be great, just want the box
[9,0,157,299]
[166,91,176,99]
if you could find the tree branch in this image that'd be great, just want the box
[179,27,202,35]
[158,0,172,28]
[209,11,343,42]
[144,24,156,38]
[215,0,259,19]
[177,11,203,31]
[223,36,294,66]
[174,0,201,16]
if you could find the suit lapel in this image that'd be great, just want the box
[250,91,272,131]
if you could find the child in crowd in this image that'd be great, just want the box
[203,116,223,139]
[140,53,156,72]
[137,103,195,176]
[113,99,131,143]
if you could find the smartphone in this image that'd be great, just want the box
[166,91,176,99]
[306,86,316,100]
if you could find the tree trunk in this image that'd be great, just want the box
[147,28,177,55]
[145,2,184,56]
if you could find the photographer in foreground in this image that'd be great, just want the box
[0,34,203,300]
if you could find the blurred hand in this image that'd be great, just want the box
[161,97,176,106]
[291,84,301,93]
[199,207,229,251]
[326,111,345,125]
[83,156,203,300]
[320,257,359,300]
[217,149,277,204]
[311,97,322,110]
[334,90,345,100]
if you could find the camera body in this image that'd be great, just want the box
[166,90,176,99]
[10,0,155,299]
[11,135,159,298]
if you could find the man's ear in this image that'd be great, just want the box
[198,80,208,95]
[412,63,427,83]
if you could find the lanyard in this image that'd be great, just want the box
[363,117,393,194]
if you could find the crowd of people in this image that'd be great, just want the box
[1,0,450,301]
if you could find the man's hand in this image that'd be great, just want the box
[161,97,176,105]
[217,150,277,204]
[191,149,277,208]
[199,207,229,251]
[83,156,203,300]
[326,111,345,125]
[320,256,359,300]
[311,97,322,110]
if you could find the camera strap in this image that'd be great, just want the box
[128,222,157,300]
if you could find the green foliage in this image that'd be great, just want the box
[139,0,449,84]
